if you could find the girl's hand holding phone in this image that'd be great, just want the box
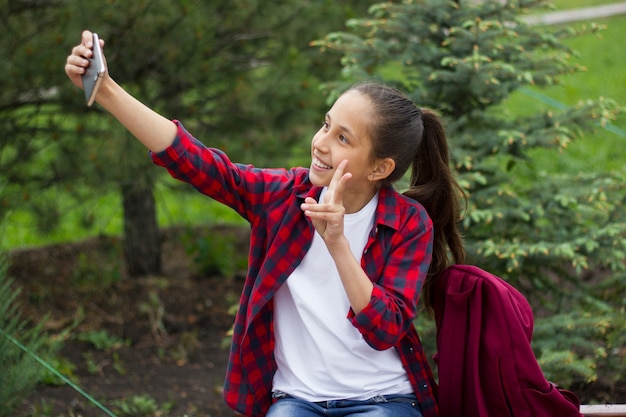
[65,30,107,106]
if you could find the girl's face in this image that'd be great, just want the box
[310,90,389,208]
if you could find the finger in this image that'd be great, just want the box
[329,160,348,190]
[82,30,93,48]
[300,196,316,209]
[65,51,88,75]
[301,201,344,216]
[70,46,91,64]
[65,62,84,78]
[71,42,93,61]
[328,174,351,205]
[79,30,106,59]
[325,160,347,203]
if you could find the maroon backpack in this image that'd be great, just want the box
[433,264,582,417]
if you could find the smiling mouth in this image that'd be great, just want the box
[313,158,332,169]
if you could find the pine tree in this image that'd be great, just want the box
[0,0,370,275]
[314,0,625,397]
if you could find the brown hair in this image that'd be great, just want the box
[348,82,466,311]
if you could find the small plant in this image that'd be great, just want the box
[112,394,174,417]
[139,290,167,342]
[83,348,127,377]
[171,329,201,365]
[75,329,130,351]
[112,351,127,376]
[39,355,78,386]
[0,254,60,417]
[83,351,102,376]
[27,399,58,417]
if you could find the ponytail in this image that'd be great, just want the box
[403,108,466,311]
[347,82,466,311]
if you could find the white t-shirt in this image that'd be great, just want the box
[272,189,413,401]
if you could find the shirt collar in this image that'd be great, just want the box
[376,185,403,232]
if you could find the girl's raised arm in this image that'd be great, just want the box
[65,30,177,152]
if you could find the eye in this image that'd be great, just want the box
[321,120,329,130]
[338,134,349,144]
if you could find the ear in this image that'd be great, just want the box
[369,157,395,182]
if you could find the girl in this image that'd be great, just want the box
[65,31,464,417]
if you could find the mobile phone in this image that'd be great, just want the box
[81,33,106,107]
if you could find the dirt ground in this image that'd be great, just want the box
[9,226,247,417]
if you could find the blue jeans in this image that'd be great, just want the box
[266,392,423,417]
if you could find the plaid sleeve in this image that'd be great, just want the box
[349,209,433,350]
[150,120,292,221]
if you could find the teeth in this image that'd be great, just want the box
[314,158,331,169]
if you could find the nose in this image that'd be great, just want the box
[312,130,330,153]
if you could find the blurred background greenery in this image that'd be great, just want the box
[1,0,624,413]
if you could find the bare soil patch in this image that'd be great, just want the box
[9,226,248,417]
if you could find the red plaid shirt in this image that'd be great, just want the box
[152,121,439,417]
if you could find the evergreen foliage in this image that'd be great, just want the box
[0,0,370,229]
[313,0,625,393]
[0,255,57,416]
[0,0,370,274]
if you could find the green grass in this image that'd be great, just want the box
[552,0,625,10]
[505,13,626,175]
[1,180,244,249]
